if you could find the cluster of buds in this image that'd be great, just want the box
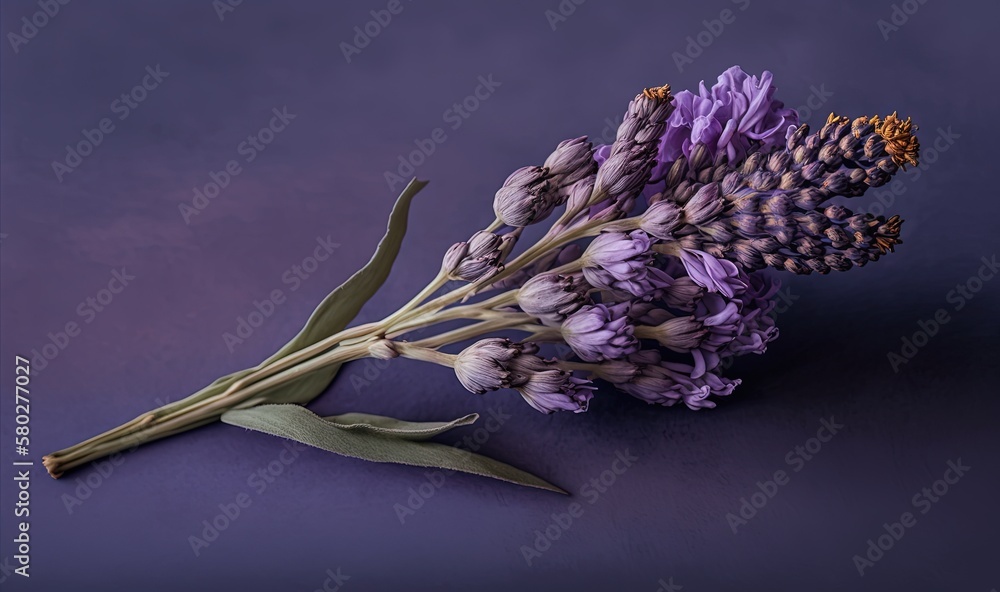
[453,339,595,414]
[419,66,917,414]
[44,66,920,487]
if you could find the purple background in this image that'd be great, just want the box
[2,0,998,590]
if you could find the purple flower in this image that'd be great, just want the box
[453,339,594,413]
[645,315,706,353]
[593,85,675,205]
[679,248,745,298]
[664,363,741,410]
[508,355,595,414]
[561,303,639,362]
[596,350,740,409]
[724,273,781,357]
[443,231,517,283]
[453,338,522,394]
[517,272,590,325]
[544,136,598,191]
[656,66,798,171]
[581,230,672,299]
[662,276,704,311]
[493,166,558,227]
[636,293,740,378]
[594,350,677,405]
[595,66,799,186]
[638,200,683,240]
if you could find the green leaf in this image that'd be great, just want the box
[324,411,479,441]
[151,179,428,417]
[222,405,566,494]
[268,178,429,360]
[255,178,428,405]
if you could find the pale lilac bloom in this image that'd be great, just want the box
[508,355,595,414]
[679,249,745,298]
[595,66,799,195]
[561,303,639,362]
[597,350,740,409]
[581,230,673,299]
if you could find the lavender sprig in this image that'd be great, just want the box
[45,66,919,490]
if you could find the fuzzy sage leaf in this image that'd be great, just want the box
[221,405,566,494]
[40,179,430,478]
[202,178,429,406]
[323,411,479,441]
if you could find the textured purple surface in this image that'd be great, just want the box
[1,1,998,590]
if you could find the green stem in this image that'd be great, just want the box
[410,317,537,349]
[393,342,457,367]
[384,290,519,337]
[43,341,373,477]
[44,199,641,478]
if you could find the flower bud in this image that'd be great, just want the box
[444,231,516,282]
[582,230,671,299]
[517,272,590,325]
[453,338,523,394]
[493,166,558,227]
[639,200,683,240]
[560,303,639,362]
[507,355,595,414]
[682,182,724,225]
[544,136,597,189]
